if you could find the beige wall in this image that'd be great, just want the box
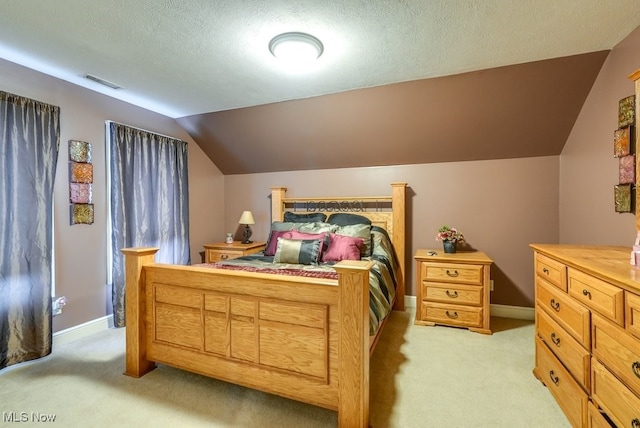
[0,58,224,332]
[560,26,640,245]
[224,156,559,307]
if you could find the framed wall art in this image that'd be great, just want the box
[68,140,93,225]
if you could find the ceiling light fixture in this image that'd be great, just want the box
[269,32,324,63]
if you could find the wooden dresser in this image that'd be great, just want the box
[414,249,492,334]
[531,244,640,427]
[203,241,266,263]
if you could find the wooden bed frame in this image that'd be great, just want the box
[122,182,406,427]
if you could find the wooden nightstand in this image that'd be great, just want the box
[203,241,266,263]
[414,249,493,334]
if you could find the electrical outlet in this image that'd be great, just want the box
[490,280,494,291]
[52,296,67,316]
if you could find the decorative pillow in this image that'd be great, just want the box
[322,233,364,262]
[264,229,293,256]
[273,238,323,265]
[335,223,372,256]
[265,222,337,254]
[283,211,327,223]
[327,213,372,226]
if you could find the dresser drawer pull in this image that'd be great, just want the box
[221,254,229,260]
[632,361,640,379]
[445,290,458,298]
[549,299,560,312]
[542,267,549,275]
[633,419,640,428]
[445,311,458,319]
[445,270,459,277]
[582,289,592,299]
[550,333,561,347]
[549,370,559,386]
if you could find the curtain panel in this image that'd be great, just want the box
[109,122,190,327]
[0,91,60,370]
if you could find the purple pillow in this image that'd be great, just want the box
[264,230,293,256]
[321,233,364,262]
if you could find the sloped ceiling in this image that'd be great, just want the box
[0,2,638,174]
[178,51,609,174]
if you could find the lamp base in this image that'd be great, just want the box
[242,225,253,245]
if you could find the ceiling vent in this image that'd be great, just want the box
[83,74,122,90]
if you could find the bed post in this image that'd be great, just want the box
[121,247,159,378]
[391,182,407,311]
[270,186,287,222]
[334,260,374,428]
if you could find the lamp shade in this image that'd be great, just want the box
[238,211,255,225]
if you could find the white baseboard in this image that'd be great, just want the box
[404,295,534,320]
[490,303,535,320]
[52,315,114,349]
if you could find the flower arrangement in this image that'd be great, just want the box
[435,225,465,243]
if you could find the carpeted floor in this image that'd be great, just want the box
[0,309,570,427]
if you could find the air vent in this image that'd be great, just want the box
[83,74,122,90]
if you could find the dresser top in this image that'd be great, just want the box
[414,248,492,264]
[530,244,640,292]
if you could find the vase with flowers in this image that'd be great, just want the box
[436,225,465,253]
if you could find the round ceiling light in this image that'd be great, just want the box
[269,32,324,63]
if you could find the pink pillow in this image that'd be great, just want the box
[288,230,328,255]
[322,233,364,262]
[265,230,293,256]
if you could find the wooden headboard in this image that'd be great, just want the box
[270,182,407,310]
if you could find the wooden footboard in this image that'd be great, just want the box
[122,248,374,428]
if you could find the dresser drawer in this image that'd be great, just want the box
[422,282,482,306]
[587,401,615,428]
[537,277,590,348]
[627,292,640,341]
[536,308,590,390]
[535,337,588,428]
[592,358,640,428]
[592,313,640,397]
[568,268,623,326]
[420,302,482,327]
[535,252,567,291]
[207,249,244,262]
[421,262,483,285]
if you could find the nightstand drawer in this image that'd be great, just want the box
[592,358,640,428]
[535,337,587,428]
[422,282,482,306]
[568,267,623,326]
[536,307,590,390]
[207,249,244,262]
[592,313,640,398]
[536,277,590,348]
[535,252,567,291]
[421,262,483,285]
[420,302,482,327]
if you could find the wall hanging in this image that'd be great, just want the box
[614,96,635,213]
[68,140,94,224]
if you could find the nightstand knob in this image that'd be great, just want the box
[550,333,561,347]
[549,299,560,312]
[445,290,458,298]
[445,310,458,319]
[632,361,640,379]
[542,267,549,275]
[221,254,229,260]
[582,289,592,299]
[633,419,640,428]
[445,269,459,277]
[549,370,559,386]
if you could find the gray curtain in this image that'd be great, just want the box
[109,122,190,327]
[0,91,60,370]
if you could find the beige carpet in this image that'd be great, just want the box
[0,309,570,427]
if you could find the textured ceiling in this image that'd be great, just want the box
[0,1,639,118]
